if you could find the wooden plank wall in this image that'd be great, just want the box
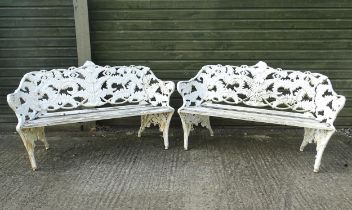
[88,0,352,127]
[0,0,77,130]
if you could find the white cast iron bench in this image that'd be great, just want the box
[177,61,345,172]
[7,61,175,170]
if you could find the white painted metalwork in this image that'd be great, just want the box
[8,61,175,170]
[177,61,345,172]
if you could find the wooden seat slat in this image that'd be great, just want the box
[23,106,173,128]
[180,106,331,130]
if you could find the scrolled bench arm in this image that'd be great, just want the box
[314,82,346,127]
[7,93,23,128]
[144,77,175,107]
[7,73,42,130]
[177,78,207,108]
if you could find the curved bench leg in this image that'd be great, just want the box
[205,117,214,136]
[162,112,173,150]
[138,115,147,138]
[300,128,316,151]
[300,128,335,172]
[18,128,38,171]
[179,113,213,150]
[138,111,174,149]
[36,127,49,150]
[313,129,335,173]
[180,113,192,150]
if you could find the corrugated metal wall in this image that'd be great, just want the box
[88,0,352,127]
[0,0,77,130]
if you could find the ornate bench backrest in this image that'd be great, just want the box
[8,61,171,123]
[178,61,345,125]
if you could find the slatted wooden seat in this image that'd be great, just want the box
[22,105,173,128]
[177,61,345,172]
[8,61,175,170]
[182,103,332,131]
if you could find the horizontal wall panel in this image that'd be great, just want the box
[91,20,352,30]
[0,48,77,58]
[0,0,73,7]
[0,0,77,126]
[0,58,77,68]
[0,105,13,114]
[92,50,352,60]
[0,8,74,17]
[341,108,352,116]
[0,88,16,97]
[0,17,74,28]
[0,38,76,48]
[90,9,352,20]
[89,1,352,9]
[92,40,352,50]
[0,114,18,123]
[1,61,352,76]
[89,0,352,126]
[0,28,75,38]
[91,30,352,40]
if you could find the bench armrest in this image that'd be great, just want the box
[177,79,207,108]
[144,78,175,107]
[7,91,40,130]
[315,83,346,127]
[327,94,345,126]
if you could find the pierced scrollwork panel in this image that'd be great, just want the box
[7,61,174,124]
[36,64,150,110]
[178,61,345,125]
[139,113,171,133]
[143,75,175,107]
[178,79,208,107]
[179,113,212,132]
[314,81,346,125]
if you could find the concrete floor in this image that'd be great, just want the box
[0,127,351,210]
